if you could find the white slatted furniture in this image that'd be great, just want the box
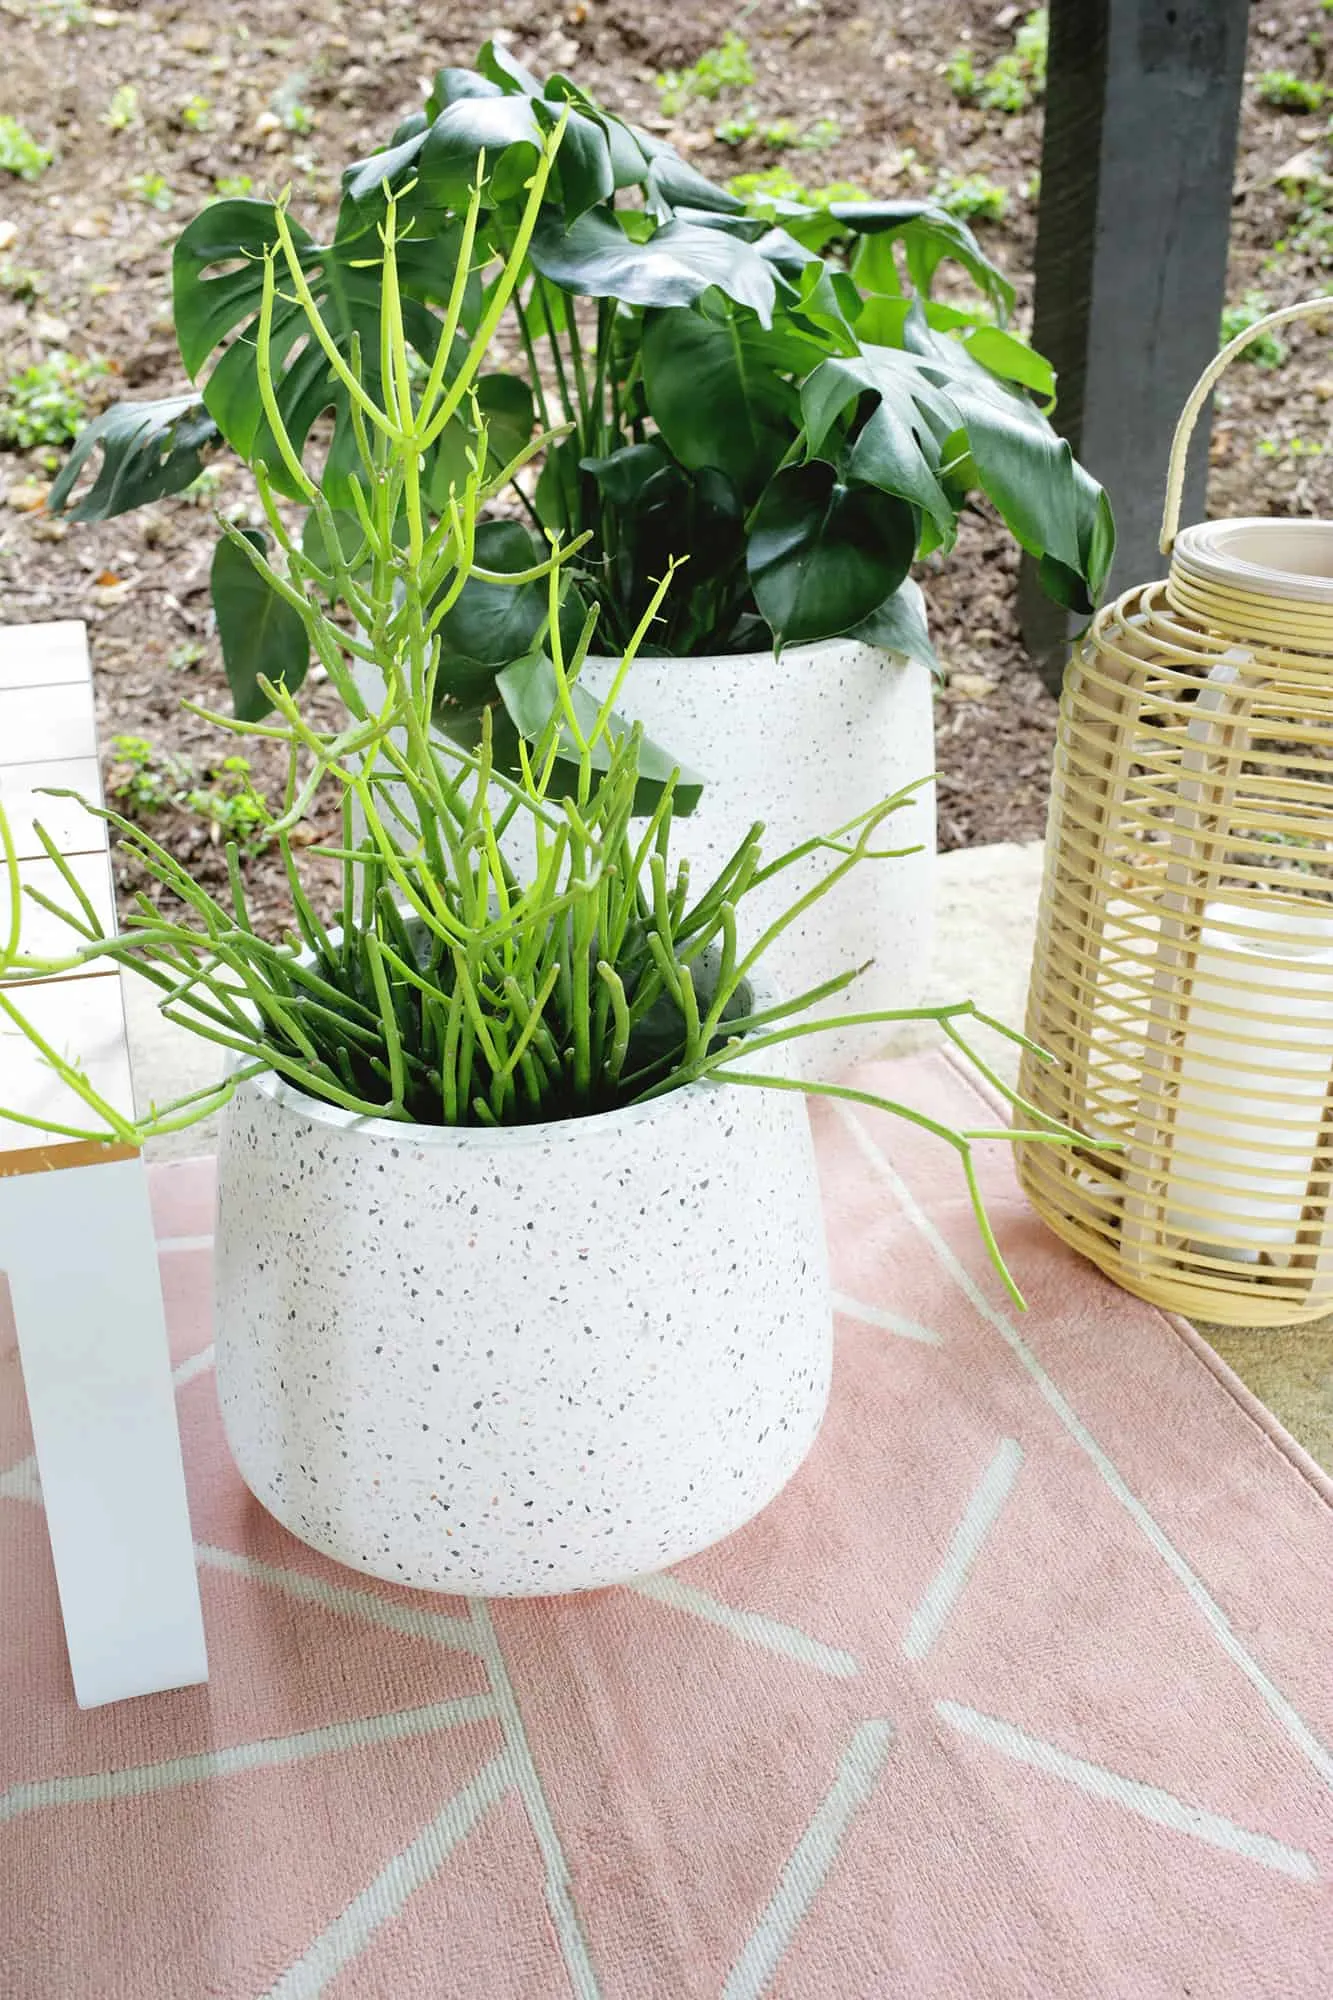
[0,621,207,1706]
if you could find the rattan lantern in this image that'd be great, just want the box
[1018,298,1333,1327]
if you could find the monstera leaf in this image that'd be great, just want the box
[433,519,587,699]
[831,201,1016,322]
[631,128,744,218]
[797,311,1115,609]
[491,650,703,815]
[172,198,466,505]
[47,394,220,521]
[211,530,309,722]
[801,346,963,545]
[641,306,820,501]
[341,112,431,206]
[900,312,1114,604]
[417,46,630,220]
[420,92,547,207]
[747,460,918,650]
[579,442,745,646]
[849,575,939,676]
[530,210,780,325]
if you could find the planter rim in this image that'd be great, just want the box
[234,963,788,1153]
[584,636,902,670]
[237,1062,748,1153]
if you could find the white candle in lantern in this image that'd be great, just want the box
[1165,900,1333,1260]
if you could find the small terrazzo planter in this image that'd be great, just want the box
[212,1062,832,1597]
[356,638,935,1083]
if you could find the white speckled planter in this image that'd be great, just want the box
[580,640,935,1080]
[355,639,935,1082]
[213,1067,832,1597]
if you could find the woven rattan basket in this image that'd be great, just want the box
[1018,298,1333,1327]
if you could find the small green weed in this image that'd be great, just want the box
[182,465,226,505]
[1219,290,1288,366]
[0,261,46,300]
[212,172,255,198]
[187,760,271,855]
[1013,9,1049,84]
[935,172,1008,223]
[727,164,866,211]
[729,162,808,206]
[17,0,92,25]
[0,352,107,448]
[107,734,184,814]
[127,169,173,210]
[1264,184,1333,272]
[1256,434,1325,458]
[799,115,841,150]
[166,639,205,670]
[107,737,273,856]
[0,114,52,180]
[32,0,91,23]
[657,31,753,116]
[716,109,839,152]
[102,83,139,131]
[945,49,979,101]
[947,9,1047,114]
[715,107,757,147]
[282,101,315,135]
[179,94,211,131]
[1257,69,1326,112]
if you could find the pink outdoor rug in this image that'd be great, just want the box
[3,1052,1332,1998]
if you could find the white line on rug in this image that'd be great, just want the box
[629,1573,860,1679]
[0,1697,497,1824]
[937,1700,1318,1881]
[722,1718,897,1999]
[838,1102,1333,1795]
[832,1292,942,1345]
[903,1437,1024,1662]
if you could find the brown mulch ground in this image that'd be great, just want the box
[2,0,1332,922]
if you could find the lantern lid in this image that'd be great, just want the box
[1172,518,1333,605]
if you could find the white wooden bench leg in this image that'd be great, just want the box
[1,1155,208,1707]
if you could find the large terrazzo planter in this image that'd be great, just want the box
[213,1064,832,1597]
[580,639,935,1080]
[356,638,935,1082]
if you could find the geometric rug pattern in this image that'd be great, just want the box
[3,1053,1331,1997]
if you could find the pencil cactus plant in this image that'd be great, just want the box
[4,135,1082,1304]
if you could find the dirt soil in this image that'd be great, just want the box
[1,0,1331,922]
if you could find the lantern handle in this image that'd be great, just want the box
[1160,294,1333,556]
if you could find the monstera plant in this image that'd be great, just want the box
[51,40,1112,732]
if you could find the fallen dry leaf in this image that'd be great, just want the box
[948,672,998,701]
[1274,149,1330,187]
[5,482,50,512]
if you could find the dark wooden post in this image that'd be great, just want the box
[1020,0,1251,689]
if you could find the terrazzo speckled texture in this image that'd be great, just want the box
[581,640,936,1079]
[213,1070,832,1596]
